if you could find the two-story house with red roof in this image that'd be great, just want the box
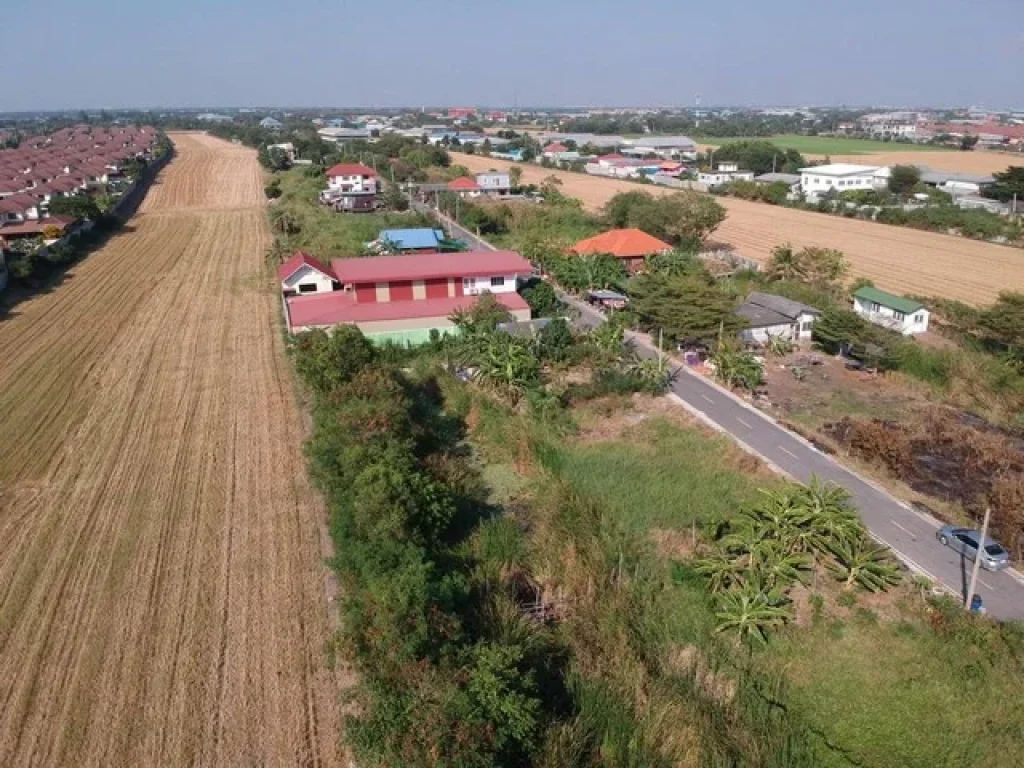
[282,249,533,343]
[321,162,380,212]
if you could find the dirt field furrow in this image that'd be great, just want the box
[454,154,1024,306]
[0,133,345,767]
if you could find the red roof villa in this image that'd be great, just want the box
[281,249,533,343]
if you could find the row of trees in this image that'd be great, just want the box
[293,327,557,765]
[696,481,901,644]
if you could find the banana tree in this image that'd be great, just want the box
[827,536,902,592]
[693,551,746,594]
[714,584,791,645]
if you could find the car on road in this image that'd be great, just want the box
[936,526,1011,571]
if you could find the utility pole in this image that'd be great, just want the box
[965,506,991,611]
[658,328,664,371]
[772,153,777,174]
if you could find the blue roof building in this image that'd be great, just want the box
[377,228,447,252]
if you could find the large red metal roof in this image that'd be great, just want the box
[330,250,532,284]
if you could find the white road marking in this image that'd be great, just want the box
[979,577,995,590]
[890,520,916,537]
[778,445,799,460]
[700,394,715,404]
[736,417,752,428]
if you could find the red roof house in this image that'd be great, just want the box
[278,251,336,295]
[324,162,379,203]
[544,143,568,154]
[283,250,533,339]
[570,228,673,273]
[447,176,481,196]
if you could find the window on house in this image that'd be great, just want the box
[490,276,505,288]
[801,320,813,333]
[298,283,318,293]
[870,302,881,313]
[894,311,905,322]
[914,313,924,324]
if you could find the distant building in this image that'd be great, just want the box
[374,228,447,253]
[266,142,296,162]
[621,135,697,159]
[737,292,819,344]
[317,127,371,143]
[321,162,379,212]
[260,117,283,130]
[799,164,889,198]
[196,113,233,123]
[852,286,929,335]
[698,162,755,186]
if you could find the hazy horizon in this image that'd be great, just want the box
[4,0,1022,112]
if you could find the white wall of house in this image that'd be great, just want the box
[283,265,335,295]
[698,169,755,185]
[327,173,378,194]
[853,297,930,335]
[476,173,510,194]
[461,274,519,296]
[740,311,817,344]
[800,166,889,196]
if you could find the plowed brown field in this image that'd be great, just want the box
[456,154,1024,305]
[0,133,345,767]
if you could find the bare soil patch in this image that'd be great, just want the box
[0,133,346,767]
[455,153,1024,306]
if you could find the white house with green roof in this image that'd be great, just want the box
[852,286,930,335]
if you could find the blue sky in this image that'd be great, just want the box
[4,0,1022,110]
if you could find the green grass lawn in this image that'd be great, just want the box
[698,135,950,155]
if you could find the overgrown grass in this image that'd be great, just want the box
[462,385,1024,767]
[273,167,434,257]
[700,135,952,155]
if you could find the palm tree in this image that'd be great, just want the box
[765,243,805,282]
[827,536,902,592]
[714,584,791,645]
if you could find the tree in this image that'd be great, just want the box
[520,280,564,318]
[694,551,746,594]
[468,333,542,395]
[960,135,979,151]
[508,165,523,190]
[812,307,868,354]
[978,291,1024,360]
[450,292,513,338]
[536,317,574,362]
[628,274,746,346]
[710,140,806,175]
[985,166,1024,203]
[887,164,921,196]
[627,192,727,247]
[48,195,101,221]
[764,244,805,282]
[381,182,409,211]
[290,326,377,396]
[602,190,652,228]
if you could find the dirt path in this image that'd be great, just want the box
[0,133,346,767]
[455,154,1024,306]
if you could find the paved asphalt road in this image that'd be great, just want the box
[430,203,1024,620]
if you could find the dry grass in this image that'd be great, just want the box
[455,154,1024,306]
[824,150,1020,175]
[0,133,346,766]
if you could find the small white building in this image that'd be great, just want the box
[736,292,820,344]
[698,162,755,186]
[267,142,296,162]
[852,286,929,335]
[799,164,890,198]
[277,252,338,296]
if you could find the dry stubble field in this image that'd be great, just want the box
[456,154,1024,305]
[0,133,345,767]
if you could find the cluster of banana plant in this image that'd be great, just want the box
[695,478,901,645]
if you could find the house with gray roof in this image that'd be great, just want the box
[737,292,820,344]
